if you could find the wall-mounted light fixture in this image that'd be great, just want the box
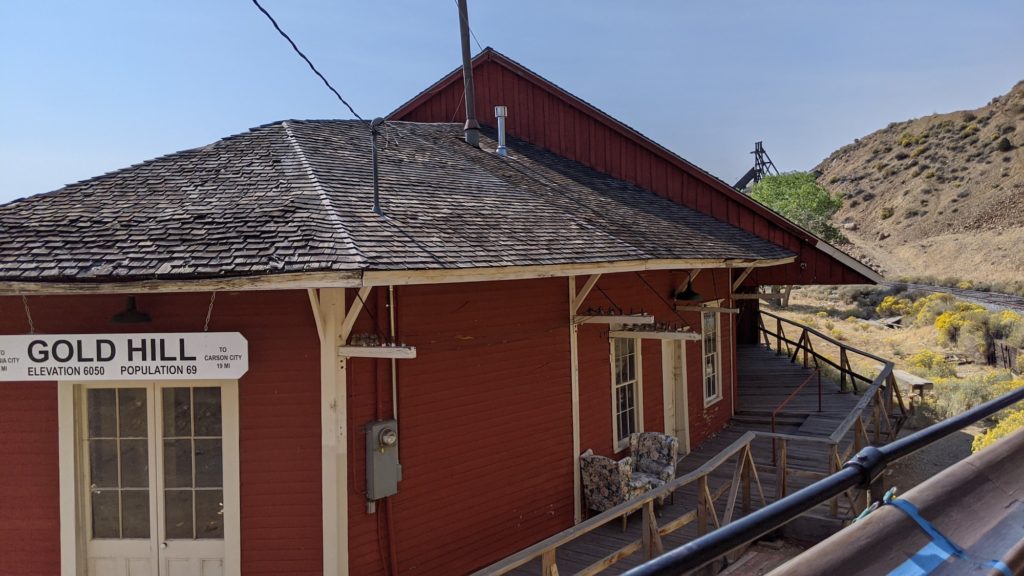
[110,297,152,324]
[674,281,703,302]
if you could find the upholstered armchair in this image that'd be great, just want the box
[579,449,656,528]
[628,432,679,505]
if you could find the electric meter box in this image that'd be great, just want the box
[366,419,402,500]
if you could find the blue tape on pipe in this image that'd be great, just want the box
[885,498,1012,576]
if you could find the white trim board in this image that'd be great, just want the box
[2,257,796,295]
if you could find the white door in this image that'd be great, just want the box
[80,382,235,576]
[661,341,690,456]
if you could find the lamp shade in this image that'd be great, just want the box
[111,297,152,324]
[674,283,703,302]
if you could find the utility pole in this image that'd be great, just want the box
[457,0,481,146]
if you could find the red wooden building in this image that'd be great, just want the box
[0,48,877,576]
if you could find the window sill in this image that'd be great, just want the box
[703,395,722,408]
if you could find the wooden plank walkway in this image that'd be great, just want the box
[507,344,867,575]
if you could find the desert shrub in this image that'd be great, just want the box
[992,311,1022,341]
[996,137,1014,152]
[877,295,913,317]
[957,280,973,290]
[894,151,909,160]
[933,303,986,344]
[927,371,1013,420]
[880,206,894,219]
[1006,319,1024,349]
[899,131,924,147]
[973,407,1024,451]
[972,377,1024,452]
[906,350,958,378]
[911,293,956,326]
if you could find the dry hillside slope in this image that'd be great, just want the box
[817,81,1024,283]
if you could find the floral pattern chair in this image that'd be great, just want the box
[579,449,655,529]
[629,432,679,505]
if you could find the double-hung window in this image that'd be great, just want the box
[702,311,721,405]
[612,337,642,451]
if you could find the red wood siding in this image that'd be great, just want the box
[346,278,574,575]
[0,291,323,575]
[393,54,872,286]
[0,382,59,576]
[576,270,735,458]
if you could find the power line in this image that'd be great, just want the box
[453,0,484,52]
[250,0,365,122]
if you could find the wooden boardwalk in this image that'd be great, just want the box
[507,344,866,575]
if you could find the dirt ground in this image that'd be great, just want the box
[883,420,982,493]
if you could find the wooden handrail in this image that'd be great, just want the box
[829,363,893,444]
[472,432,760,575]
[759,309,891,365]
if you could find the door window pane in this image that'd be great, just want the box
[119,439,149,488]
[163,439,193,489]
[118,388,148,438]
[164,490,194,539]
[89,440,119,488]
[195,490,224,539]
[121,490,151,539]
[193,387,222,437]
[91,490,120,539]
[163,388,192,437]
[87,389,117,438]
[194,440,223,488]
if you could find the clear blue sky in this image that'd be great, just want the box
[2,1,1022,204]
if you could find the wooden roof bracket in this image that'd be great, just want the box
[308,288,325,343]
[570,274,601,315]
[731,267,755,293]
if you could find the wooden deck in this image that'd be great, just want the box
[507,344,867,576]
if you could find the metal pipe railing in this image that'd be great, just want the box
[623,384,1024,576]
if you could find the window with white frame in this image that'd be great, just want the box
[612,337,642,450]
[702,311,721,404]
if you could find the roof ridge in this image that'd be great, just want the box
[279,121,367,267]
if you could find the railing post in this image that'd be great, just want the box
[776,439,788,499]
[642,500,663,558]
[697,475,709,536]
[776,317,783,355]
[828,444,839,517]
[742,452,752,516]
[817,369,822,413]
[873,390,882,443]
[840,348,849,392]
[541,550,558,576]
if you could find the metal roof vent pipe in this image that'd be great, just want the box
[370,117,385,216]
[494,106,508,157]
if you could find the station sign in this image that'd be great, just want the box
[0,333,248,381]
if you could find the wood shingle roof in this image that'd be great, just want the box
[0,120,793,284]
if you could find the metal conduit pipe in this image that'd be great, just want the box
[624,384,1024,576]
